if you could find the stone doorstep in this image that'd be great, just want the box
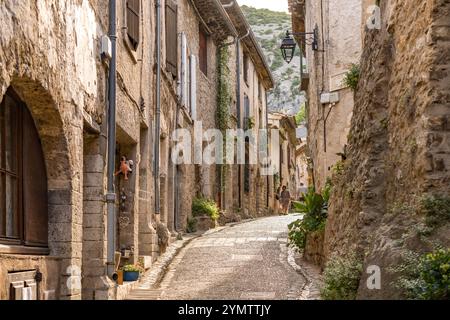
[115,280,142,300]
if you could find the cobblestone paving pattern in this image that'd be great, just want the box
[127,215,309,300]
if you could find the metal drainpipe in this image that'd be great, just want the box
[235,31,249,208]
[154,0,162,216]
[106,0,117,278]
[265,91,270,207]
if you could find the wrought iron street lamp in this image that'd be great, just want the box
[280,33,297,64]
[280,26,319,64]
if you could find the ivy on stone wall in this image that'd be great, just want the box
[217,45,231,194]
[217,46,231,133]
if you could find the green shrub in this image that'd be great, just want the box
[394,249,450,300]
[332,160,345,175]
[321,254,363,300]
[321,179,333,203]
[288,219,307,249]
[343,64,360,91]
[192,197,220,221]
[288,188,328,250]
[421,195,450,228]
[293,187,327,227]
[295,104,306,125]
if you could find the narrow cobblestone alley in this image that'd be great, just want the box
[127,216,306,300]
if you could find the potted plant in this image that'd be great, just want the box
[192,197,220,230]
[122,264,142,282]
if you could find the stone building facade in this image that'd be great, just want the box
[0,0,274,300]
[288,0,368,191]
[268,112,300,213]
[291,0,450,299]
[219,1,275,219]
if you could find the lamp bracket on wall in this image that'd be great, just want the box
[280,25,320,63]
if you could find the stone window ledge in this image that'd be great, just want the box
[0,244,50,256]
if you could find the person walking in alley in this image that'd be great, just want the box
[280,186,292,215]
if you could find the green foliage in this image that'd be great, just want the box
[322,179,333,203]
[186,217,198,233]
[321,253,363,300]
[241,5,290,26]
[217,46,231,132]
[291,77,301,89]
[295,103,306,125]
[122,264,143,273]
[245,117,255,130]
[288,219,307,249]
[192,197,220,221]
[421,195,450,229]
[342,64,360,91]
[288,188,328,250]
[293,188,326,221]
[270,55,283,71]
[285,68,294,76]
[332,160,345,176]
[217,46,231,193]
[393,249,450,300]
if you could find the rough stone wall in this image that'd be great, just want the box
[0,255,61,300]
[0,0,156,300]
[0,0,109,300]
[239,44,270,217]
[324,0,450,299]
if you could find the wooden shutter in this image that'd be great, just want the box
[165,0,178,78]
[126,0,140,50]
[199,27,208,75]
[22,105,48,247]
[243,53,249,84]
[189,55,197,120]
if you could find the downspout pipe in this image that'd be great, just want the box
[106,0,117,278]
[154,0,162,216]
[235,30,250,129]
[235,30,250,208]
[265,91,270,207]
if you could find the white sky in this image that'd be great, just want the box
[236,0,289,13]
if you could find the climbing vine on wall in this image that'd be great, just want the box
[217,46,231,133]
[216,45,232,194]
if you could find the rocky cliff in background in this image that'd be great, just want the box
[241,5,304,115]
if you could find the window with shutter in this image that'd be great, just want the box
[243,53,249,85]
[189,55,197,120]
[126,0,140,51]
[165,0,178,78]
[0,89,48,251]
[244,95,250,129]
[199,27,208,76]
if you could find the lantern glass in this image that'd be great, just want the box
[280,35,297,64]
